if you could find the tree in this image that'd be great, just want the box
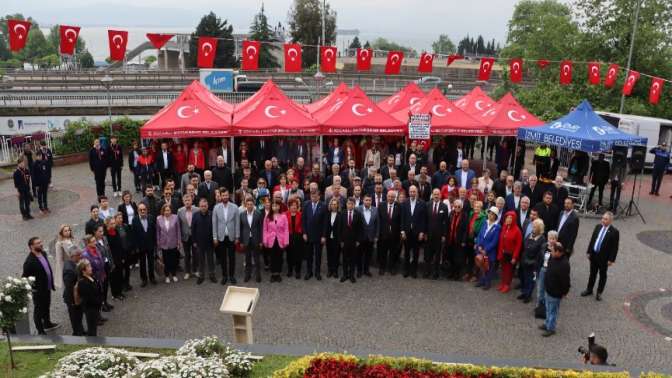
[288,0,337,67]
[363,40,371,49]
[349,36,361,49]
[0,37,9,60]
[22,27,51,66]
[144,55,157,67]
[249,3,280,68]
[188,12,237,68]
[371,37,416,56]
[432,34,455,55]
[78,50,94,68]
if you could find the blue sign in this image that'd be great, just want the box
[199,69,234,93]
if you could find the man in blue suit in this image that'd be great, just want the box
[326,138,345,167]
[302,189,327,280]
[505,181,523,213]
[454,159,475,189]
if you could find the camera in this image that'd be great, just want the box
[577,333,596,359]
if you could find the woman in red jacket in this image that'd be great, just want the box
[497,210,522,293]
[285,198,303,279]
[173,144,187,176]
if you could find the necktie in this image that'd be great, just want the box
[433,202,438,216]
[594,226,607,252]
[312,203,317,214]
[388,205,392,220]
[348,211,352,227]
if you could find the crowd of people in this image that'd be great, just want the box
[20,135,623,338]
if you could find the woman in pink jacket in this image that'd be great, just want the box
[263,199,289,282]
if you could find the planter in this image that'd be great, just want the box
[53,152,89,167]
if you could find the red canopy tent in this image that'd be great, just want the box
[391,88,486,136]
[185,80,234,113]
[315,86,406,135]
[377,82,426,114]
[475,92,544,136]
[454,86,496,116]
[304,82,350,114]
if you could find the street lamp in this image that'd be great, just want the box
[100,75,114,135]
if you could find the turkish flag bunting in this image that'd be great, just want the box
[356,48,372,71]
[284,43,302,72]
[8,20,32,52]
[242,40,260,70]
[146,33,174,49]
[622,70,640,96]
[418,52,434,73]
[587,62,601,85]
[197,37,218,68]
[559,60,573,85]
[604,64,620,88]
[385,51,404,75]
[536,59,550,69]
[59,25,81,55]
[108,30,129,61]
[320,46,337,73]
[649,77,665,105]
[447,54,463,66]
[478,57,495,81]
[509,58,523,83]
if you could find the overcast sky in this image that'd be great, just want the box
[5,0,525,52]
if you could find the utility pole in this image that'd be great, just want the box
[619,0,642,114]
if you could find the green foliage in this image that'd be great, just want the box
[348,36,361,49]
[457,34,500,56]
[143,55,157,67]
[288,0,337,67]
[78,49,95,68]
[371,37,416,56]
[35,54,60,69]
[52,117,142,156]
[432,34,456,55]
[188,12,238,68]
[0,277,33,331]
[0,58,22,68]
[363,40,371,49]
[21,27,51,66]
[248,3,280,69]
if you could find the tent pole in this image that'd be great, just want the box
[230,136,235,175]
[482,136,488,172]
[511,137,519,177]
[584,154,593,213]
[319,135,324,175]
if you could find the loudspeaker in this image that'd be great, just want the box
[612,146,627,168]
[630,146,646,173]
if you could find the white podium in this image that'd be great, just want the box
[219,286,259,344]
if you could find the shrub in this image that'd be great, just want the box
[41,347,140,378]
[51,116,143,156]
[131,355,229,378]
[177,335,253,377]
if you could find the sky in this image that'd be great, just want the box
[5,0,523,57]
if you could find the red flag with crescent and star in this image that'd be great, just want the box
[604,64,619,88]
[59,25,81,55]
[447,54,463,66]
[622,70,640,96]
[536,59,550,69]
[356,48,372,71]
[559,60,573,85]
[649,77,664,105]
[587,62,601,85]
[320,46,337,73]
[418,52,434,73]
[478,57,495,81]
[385,51,404,75]
[241,40,260,70]
[284,43,302,72]
[8,19,32,52]
[197,37,218,68]
[146,33,174,49]
[509,58,523,83]
[108,30,129,61]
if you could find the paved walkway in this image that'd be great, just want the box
[1,163,671,372]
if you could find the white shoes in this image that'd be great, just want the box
[165,277,171,284]
[172,276,178,283]
[184,273,190,280]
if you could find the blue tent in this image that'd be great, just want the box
[517,100,647,153]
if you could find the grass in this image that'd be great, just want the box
[0,341,297,377]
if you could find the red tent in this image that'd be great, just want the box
[185,80,234,113]
[454,86,496,116]
[475,92,544,136]
[316,86,406,135]
[232,82,320,136]
[304,82,350,113]
[391,88,487,136]
[377,82,426,114]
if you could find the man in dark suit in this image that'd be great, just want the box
[339,198,364,283]
[289,140,309,164]
[108,136,124,197]
[22,237,59,334]
[380,155,396,181]
[399,153,419,182]
[402,170,419,194]
[516,196,531,231]
[324,163,350,189]
[302,190,327,280]
[131,203,157,287]
[425,189,448,279]
[62,248,85,336]
[432,161,450,190]
[553,176,569,208]
[192,198,215,284]
[581,212,619,301]
[89,138,109,197]
[523,175,543,207]
[252,138,272,169]
[155,142,174,189]
[212,156,234,192]
[378,190,401,275]
[588,154,611,208]
[14,156,33,220]
[505,181,523,213]
[240,197,264,282]
[557,197,579,257]
[356,195,379,277]
[197,170,219,209]
[446,199,468,280]
[534,191,560,233]
[326,138,344,167]
[258,160,279,189]
[400,185,428,278]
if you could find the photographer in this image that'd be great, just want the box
[579,334,609,366]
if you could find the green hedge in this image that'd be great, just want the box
[52,116,143,156]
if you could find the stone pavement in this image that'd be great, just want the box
[1,163,671,372]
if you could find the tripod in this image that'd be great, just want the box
[626,171,646,223]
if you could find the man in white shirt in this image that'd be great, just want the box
[455,159,475,189]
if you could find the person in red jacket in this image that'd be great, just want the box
[188,141,206,177]
[497,210,522,293]
[173,143,187,176]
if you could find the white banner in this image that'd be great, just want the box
[408,113,431,140]
[0,115,150,135]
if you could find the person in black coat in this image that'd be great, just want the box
[212,156,234,193]
[378,190,401,275]
[302,190,327,280]
[22,237,58,335]
[339,198,364,283]
[131,203,157,286]
[446,199,469,280]
[523,175,544,208]
[556,198,579,257]
[323,198,342,278]
[588,154,611,208]
[192,198,215,284]
[32,153,50,213]
[85,205,103,236]
[400,185,428,278]
[425,189,448,279]
[63,250,85,336]
[108,136,124,196]
[581,212,619,301]
[37,141,53,186]
[14,157,33,220]
[155,142,174,189]
[89,139,109,197]
[76,259,103,337]
[533,192,560,234]
[356,195,379,277]
[128,140,141,192]
[197,171,219,210]
[542,243,571,337]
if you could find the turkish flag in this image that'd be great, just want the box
[8,20,31,52]
[447,54,463,66]
[284,43,302,72]
[649,77,665,105]
[478,57,495,81]
[587,62,601,85]
[356,48,372,71]
[108,30,128,61]
[559,60,573,85]
[242,40,260,70]
[59,25,81,55]
[604,64,619,88]
[197,37,218,68]
[320,46,337,73]
[536,59,550,69]
[146,33,174,49]
[622,70,640,96]
[509,58,523,83]
[385,51,404,75]
[417,52,434,73]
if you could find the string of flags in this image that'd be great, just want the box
[4,18,669,105]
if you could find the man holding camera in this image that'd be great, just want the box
[649,142,670,196]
